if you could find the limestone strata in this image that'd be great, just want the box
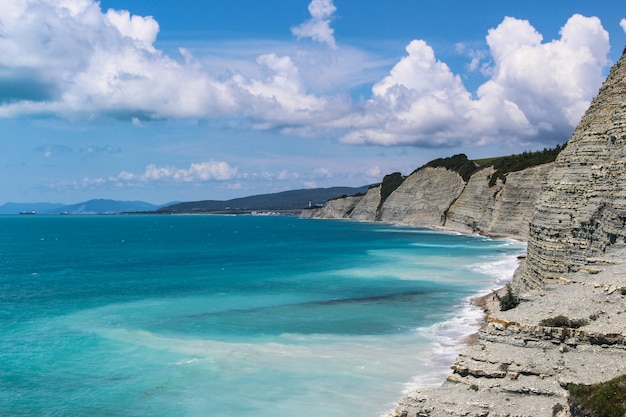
[350,185,380,222]
[385,50,626,417]
[386,246,626,417]
[514,53,626,290]
[442,164,553,239]
[309,164,552,240]
[379,167,466,227]
[306,194,364,219]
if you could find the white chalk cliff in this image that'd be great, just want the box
[308,49,626,417]
[308,164,552,241]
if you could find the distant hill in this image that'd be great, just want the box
[159,186,372,213]
[0,202,66,215]
[46,199,164,215]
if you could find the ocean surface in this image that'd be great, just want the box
[0,215,525,417]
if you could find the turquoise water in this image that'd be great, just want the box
[0,215,525,417]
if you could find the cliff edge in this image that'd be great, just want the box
[307,161,554,241]
[514,50,626,291]
[385,49,626,417]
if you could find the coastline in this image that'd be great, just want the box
[388,243,526,411]
[386,244,626,417]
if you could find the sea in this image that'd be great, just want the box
[0,214,525,417]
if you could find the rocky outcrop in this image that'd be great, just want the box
[378,167,466,227]
[305,194,364,219]
[442,164,554,239]
[386,245,626,417]
[514,51,626,291]
[385,50,626,417]
[308,164,552,240]
[350,185,381,221]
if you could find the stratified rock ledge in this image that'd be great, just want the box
[384,245,626,417]
[384,48,626,417]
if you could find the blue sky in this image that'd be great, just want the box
[1,0,625,204]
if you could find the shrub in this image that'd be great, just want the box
[568,374,626,417]
[376,172,405,220]
[485,144,565,187]
[497,284,520,311]
[420,154,480,182]
[552,403,564,417]
[539,315,589,329]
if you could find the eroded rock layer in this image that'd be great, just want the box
[308,164,552,240]
[514,51,626,291]
[386,50,626,417]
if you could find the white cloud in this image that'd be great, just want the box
[141,161,238,182]
[340,14,610,147]
[313,167,333,179]
[0,0,347,126]
[0,1,615,150]
[621,18,626,33]
[291,0,337,49]
[230,53,333,125]
[276,170,300,180]
[365,166,382,179]
[59,160,239,191]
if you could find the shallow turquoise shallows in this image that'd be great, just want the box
[0,215,525,417]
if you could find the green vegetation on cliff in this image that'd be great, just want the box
[410,144,565,188]
[568,374,626,417]
[476,144,566,186]
[419,154,479,182]
[379,172,405,204]
[376,172,406,219]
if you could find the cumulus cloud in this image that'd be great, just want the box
[340,14,610,146]
[139,161,238,182]
[0,0,345,127]
[0,1,615,149]
[230,53,343,127]
[291,0,337,49]
[621,18,626,33]
[54,160,239,191]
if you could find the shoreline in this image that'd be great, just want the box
[394,247,525,403]
[386,244,626,417]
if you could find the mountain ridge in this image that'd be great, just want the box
[158,185,372,213]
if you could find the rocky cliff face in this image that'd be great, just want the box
[443,164,554,239]
[514,50,626,291]
[305,194,364,219]
[308,164,552,240]
[378,167,467,227]
[385,50,626,417]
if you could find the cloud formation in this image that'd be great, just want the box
[52,160,239,191]
[340,14,609,146]
[291,0,337,49]
[0,1,614,150]
[621,18,626,33]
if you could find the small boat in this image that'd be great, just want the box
[19,211,36,215]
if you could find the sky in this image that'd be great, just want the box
[1,0,626,205]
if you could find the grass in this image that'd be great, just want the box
[568,374,626,417]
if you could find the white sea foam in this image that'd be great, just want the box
[402,246,525,392]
